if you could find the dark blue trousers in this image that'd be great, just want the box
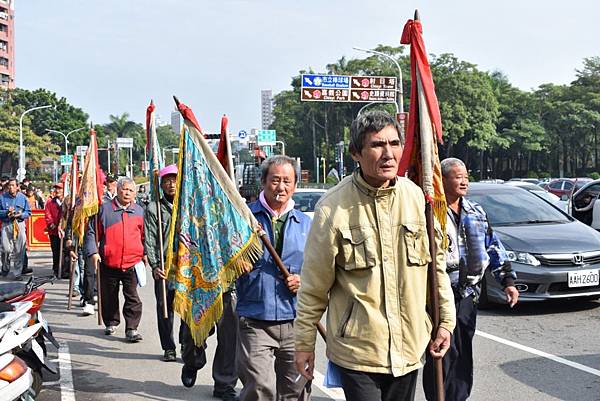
[423,293,477,401]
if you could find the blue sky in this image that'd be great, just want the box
[15,0,600,136]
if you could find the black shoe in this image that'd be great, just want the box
[21,267,33,275]
[163,349,176,362]
[213,389,238,401]
[181,367,197,388]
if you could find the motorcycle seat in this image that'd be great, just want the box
[0,282,27,302]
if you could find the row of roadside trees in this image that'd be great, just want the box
[0,88,179,180]
[270,46,600,180]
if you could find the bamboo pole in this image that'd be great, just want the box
[154,169,169,319]
[414,9,445,401]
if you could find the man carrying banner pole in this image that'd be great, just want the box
[294,110,455,401]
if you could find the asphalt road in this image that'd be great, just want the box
[10,251,600,401]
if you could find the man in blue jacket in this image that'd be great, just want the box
[0,178,31,280]
[236,155,312,401]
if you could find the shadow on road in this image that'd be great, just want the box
[498,354,600,401]
[479,299,600,317]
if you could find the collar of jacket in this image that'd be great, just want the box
[460,197,478,215]
[352,168,397,198]
[111,198,134,213]
[160,197,173,212]
[249,199,301,223]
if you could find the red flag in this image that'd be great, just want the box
[146,101,155,152]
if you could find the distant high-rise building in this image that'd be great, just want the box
[0,0,15,89]
[261,90,273,129]
[171,110,181,135]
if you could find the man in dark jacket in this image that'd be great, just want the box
[86,177,144,342]
[44,182,65,277]
[144,165,178,361]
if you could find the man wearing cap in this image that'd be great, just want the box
[102,175,118,204]
[144,164,178,361]
[0,178,32,280]
[44,182,65,278]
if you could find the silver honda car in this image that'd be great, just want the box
[467,183,600,305]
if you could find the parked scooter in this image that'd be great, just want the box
[0,276,58,397]
[0,301,38,400]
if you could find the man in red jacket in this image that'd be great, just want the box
[85,177,144,342]
[44,182,64,278]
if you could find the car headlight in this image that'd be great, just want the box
[506,250,540,266]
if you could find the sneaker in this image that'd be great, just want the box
[82,303,95,316]
[70,291,81,298]
[163,349,176,362]
[104,326,117,335]
[21,267,33,275]
[126,329,142,342]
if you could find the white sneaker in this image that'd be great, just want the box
[82,303,95,316]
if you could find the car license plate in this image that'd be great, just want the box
[568,269,600,287]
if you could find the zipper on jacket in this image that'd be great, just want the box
[338,300,355,338]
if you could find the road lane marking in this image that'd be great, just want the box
[57,340,76,401]
[476,330,600,377]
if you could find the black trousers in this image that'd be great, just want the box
[100,265,143,330]
[82,255,96,304]
[153,277,176,351]
[337,364,418,401]
[49,234,61,275]
[178,290,238,393]
[212,290,239,393]
[423,294,477,401]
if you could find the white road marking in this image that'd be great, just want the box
[57,340,76,401]
[313,369,346,400]
[476,330,600,377]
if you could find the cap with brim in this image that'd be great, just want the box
[159,164,178,178]
[53,183,64,189]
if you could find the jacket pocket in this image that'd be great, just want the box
[339,227,377,270]
[403,223,432,266]
[336,300,357,338]
[237,269,263,302]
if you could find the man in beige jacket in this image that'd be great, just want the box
[294,111,456,401]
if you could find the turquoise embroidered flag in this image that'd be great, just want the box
[165,99,263,346]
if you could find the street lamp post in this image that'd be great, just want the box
[353,47,404,115]
[275,140,286,155]
[46,127,86,155]
[18,104,53,181]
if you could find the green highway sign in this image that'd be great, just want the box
[257,129,276,146]
[60,154,73,166]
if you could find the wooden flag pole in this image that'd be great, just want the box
[67,242,77,310]
[258,232,327,340]
[95,215,103,326]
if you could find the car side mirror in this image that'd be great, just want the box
[561,194,569,201]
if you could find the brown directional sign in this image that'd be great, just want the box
[301,87,350,102]
[350,89,396,102]
[350,76,397,90]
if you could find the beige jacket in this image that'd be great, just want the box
[295,170,456,376]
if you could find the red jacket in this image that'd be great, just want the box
[44,197,63,236]
[84,199,144,270]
